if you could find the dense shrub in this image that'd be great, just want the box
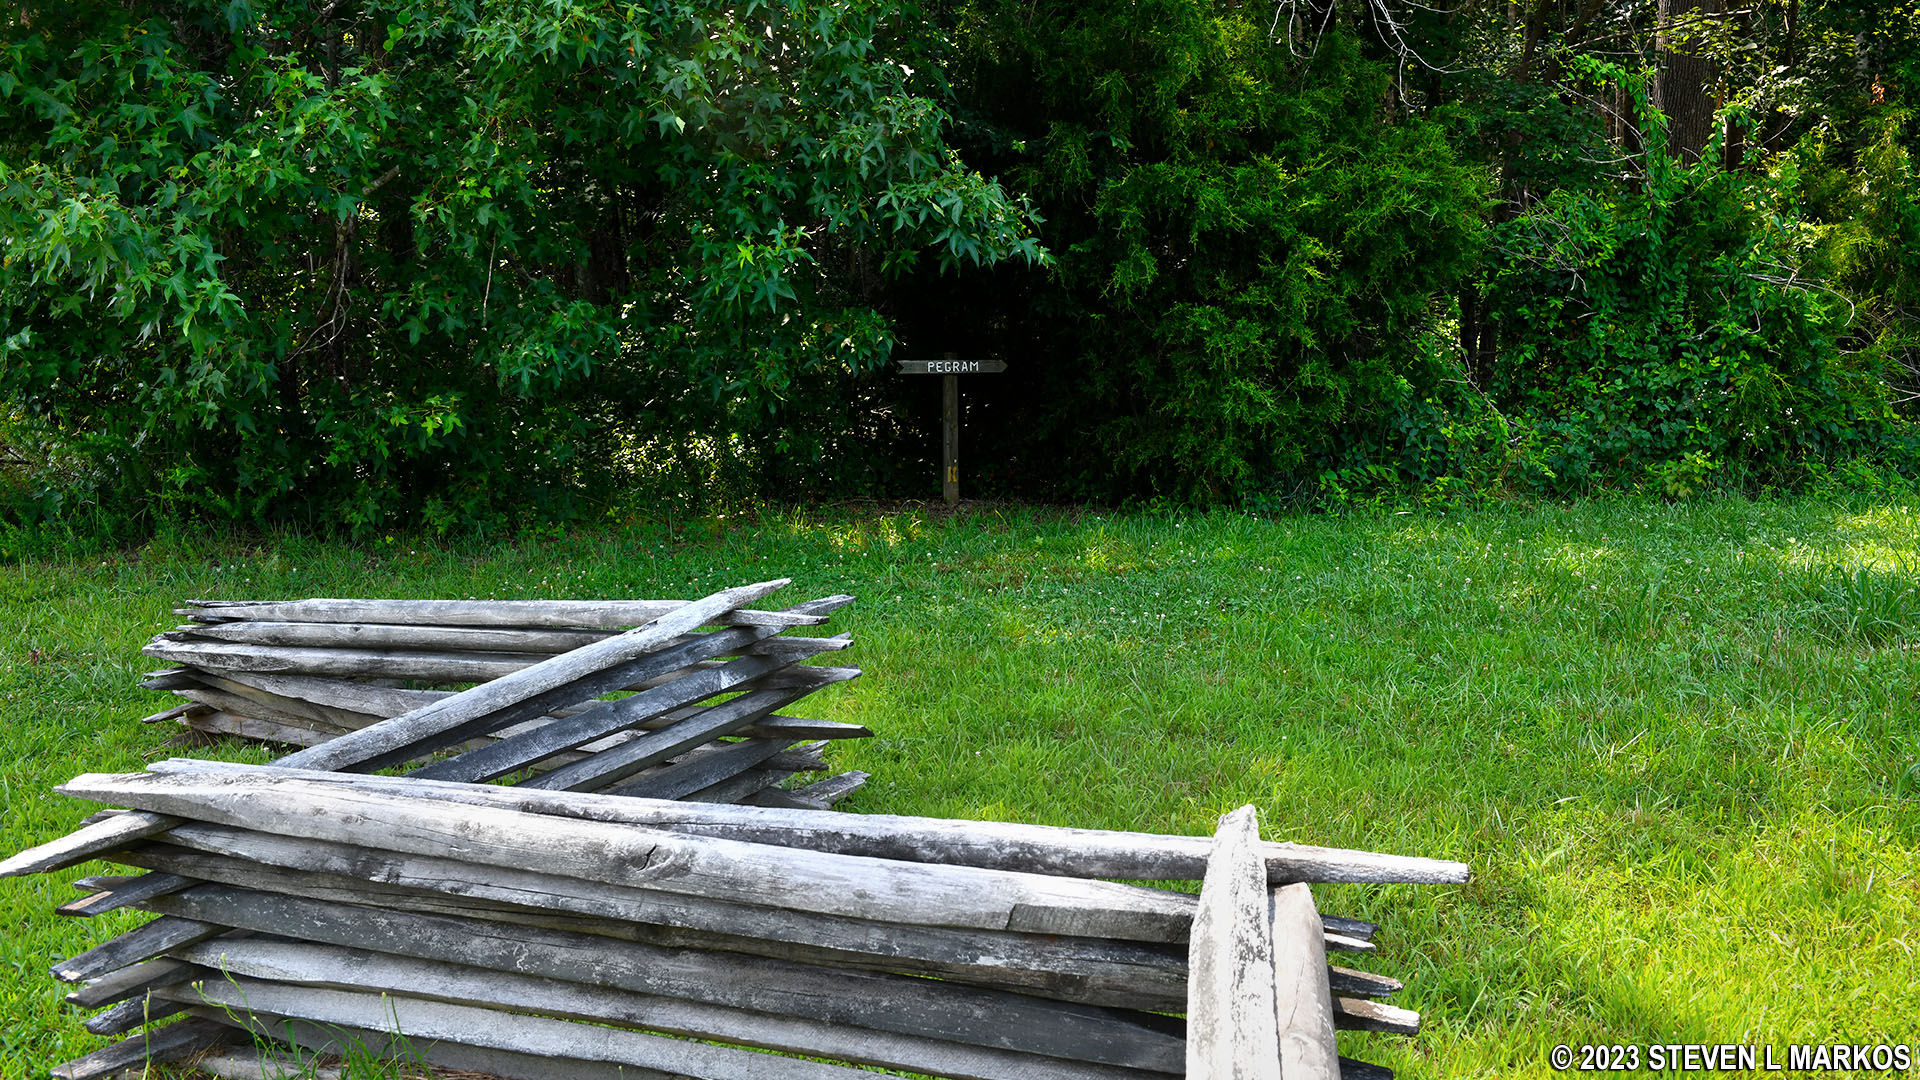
[0,0,1042,532]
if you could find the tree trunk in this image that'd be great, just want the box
[1655,0,1717,164]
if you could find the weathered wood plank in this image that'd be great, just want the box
[185,710,332,747]
[56,871,195,917]
[445,673,806,787]
[142,639,557,680]
[176,677,384,730]
[62,771,1197,940]
[209,671,447,717]
[1333,996,1420,1035]
[65,956,198,1009]
[1185,805,1279,1080]
[167,937,1182,1078]
[128,841,1189,1010]
[47,1016,230,1080]
[180,597,832,630]
[171,619,615,653]
[1327,964,1403,999]
[272,581,797,772]
[0,809,180,878]
[1270,882,1340,1080]
[136,882,1190,1065]
[1323,931,1375,954]
[147,629,853,682]
[53,914,224,983]
[192,1046,346,1080]
[1321,913,1378,941]
[135,702,201,725]
[585,731,796,798]
[678,765,796,805]
[136,668,202,690]
[196,1012,683,1080]
[163,979,929,1080]
[139,758,1470,885]
[204,671,870,740]
[70,874,142,893]
[788,770,871,807]
[82,993,189,1036]
[741,786,829,810]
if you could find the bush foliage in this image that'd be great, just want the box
[2,0,1918,528]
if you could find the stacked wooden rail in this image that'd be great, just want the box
[138,580,871,809]
[4,759,1469,1080]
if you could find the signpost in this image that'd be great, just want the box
[899,352,1006,506]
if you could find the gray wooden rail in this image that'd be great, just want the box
[6,582,1464,1079]
[8,772,1456,1078]
[138,582,872,809]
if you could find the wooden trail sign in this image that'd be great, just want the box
[898,352,1005,505]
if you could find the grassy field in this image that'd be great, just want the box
[3,498,1918,1077]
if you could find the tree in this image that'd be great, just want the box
[0,0,1043,530]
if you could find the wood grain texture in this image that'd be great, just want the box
[47,1016,229,1080]
[53,914,224,983]
[1270,882,1340,1080]
[56,871,195,917]
[161,979,916,1080]
[272,579,792,772]
[64,956,198,1010]
[126,842,1189,1010]
[165,936,1183,1077]
[139,758,1468,885]
[62,771,1198,940]
[179,597,831,630]
[0,809,181,878]
[1185,805,1280,1080]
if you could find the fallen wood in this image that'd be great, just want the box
[273,583,816,772]
[680,764,800,805]
[170,619,617,653]
[61,770,1198,940]
[1333,996,1421,1035]
[56,871,195,917]
[1185,805,1279,1080]
[48,1016,230,1080]
[65,956,198,1009]
[53,914,224,983]
[142,639,555,681]
[196,1012,683,1080]
[1270,882,1340,1080]
[184,710,332,747]
[164,934,1185,1075]
[1327,964,1403,998]
[162,980,924,1080]
[141,759,1469,884]
[787,770,871,807]
[82,993,188,1036]
[425,666,805,785]
[192,1046,346,1080]
[175,677,384,730]
[127,843,1191,1010]
[584,729,799,798]
[0,810,181,878]
[180,597,831,630]
[146,629,854,682]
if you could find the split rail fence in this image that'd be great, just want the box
[4,578,1471,1079]
[138,580,870,809]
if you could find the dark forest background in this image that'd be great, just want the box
[3,0,1916,534]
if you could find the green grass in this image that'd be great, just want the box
[4,498,1918,1077]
